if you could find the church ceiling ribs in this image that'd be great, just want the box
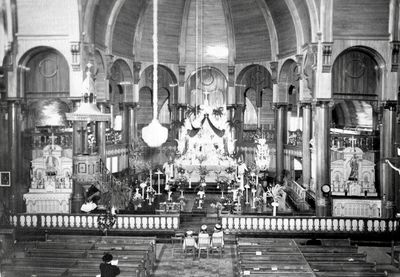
[178,0,192,64]
[284,0,305,53]
[132,1,150,60]
[82,0,100,44]
[305,0,320,42]
[255,0,278,61]
[105,0,127,54]
[221,0,236,65]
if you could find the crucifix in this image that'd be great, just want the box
[49,132,57,152]
[349,136,357,149]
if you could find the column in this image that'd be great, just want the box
[128,103,138,147]
[235,104,244,142]
[71,101,84,213]
[8,100,21,213]
[381,101,397,218]
[275,104,287,184]
[314,101,331,217]
[121,103,129,144]
[301,103,312,189]
[97,102,107,161]
[169,103,179,140]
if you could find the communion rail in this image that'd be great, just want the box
[9,213,179,231]
[221,215,399,237]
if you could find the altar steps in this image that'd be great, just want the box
[184,182,225,194]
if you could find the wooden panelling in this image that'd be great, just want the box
[94,0,116,49]
[137,0,185,63]
[293,0,311,44]
[333,0,390,38]
[332,50,380,98]
[25,51,69,95]
[265,0,297,57]
[112,0,145,58]
[230,0,271,62]
[184,0,229,64]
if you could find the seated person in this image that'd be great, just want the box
[198,224,209,239]
[211,223,224,247]
[100,252,120,277]
[182,230,197,249]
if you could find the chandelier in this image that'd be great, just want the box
[142,0,168,147]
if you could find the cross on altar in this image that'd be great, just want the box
[350,136,357,149]
[49,133,57,149]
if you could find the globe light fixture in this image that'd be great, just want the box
[142,0,168,147]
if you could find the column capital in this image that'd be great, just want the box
[270,61,279,84]
[178,65,186,87]
[322,42,333,73]
[272,102,288,110]
[133,62,141,83]
[382,100,397,111]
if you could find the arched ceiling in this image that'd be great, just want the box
[90,0,317,63]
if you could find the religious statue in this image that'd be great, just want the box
[347,154,359,181]
[163,157,175,184]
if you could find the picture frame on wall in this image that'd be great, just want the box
[0,171,11,187]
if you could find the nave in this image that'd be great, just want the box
[1,233,399,277]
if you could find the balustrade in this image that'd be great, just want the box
[221,215,399,234]
[9,213,179,230]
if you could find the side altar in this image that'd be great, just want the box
[174,102,237,182]
[24,144,73,213]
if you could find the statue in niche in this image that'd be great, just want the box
[347,155,359,181]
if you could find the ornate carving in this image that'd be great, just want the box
[105,54,114,80]
[382,100,397,111]
[178,65,186,87]
[322,42,333,73]
[391,41,400,72]
[270,62,278,84]
[70,42,81,71]
[303,43,317,93]
[133,62,141,84]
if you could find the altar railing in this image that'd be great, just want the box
[221,215,399,235]
[9,213,179,231]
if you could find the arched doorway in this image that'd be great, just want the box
[330,46,384,216]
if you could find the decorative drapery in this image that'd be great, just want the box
[188,114,225,138]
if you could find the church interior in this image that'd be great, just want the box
[0,0,400,276]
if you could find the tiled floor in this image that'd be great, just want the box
[154,243,236,277]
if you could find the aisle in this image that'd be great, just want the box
[154,243,236,277]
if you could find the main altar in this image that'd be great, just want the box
[174,93,237,183]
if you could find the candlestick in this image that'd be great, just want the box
[251,189,256,209]
[155,169,163,195]
[245,187,249,205]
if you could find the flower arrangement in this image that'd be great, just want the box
[131,189,143,207]
[88,134,96,152]
[101,179,132,211]
[267,184,285,203]
[196,154,208,164]
[212,107,224,117]
[225,166,235,175]
[210,201,224,210]
[177,166,185,175]
[198,165,210,177]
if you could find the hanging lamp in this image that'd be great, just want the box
[142,0,168,147]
